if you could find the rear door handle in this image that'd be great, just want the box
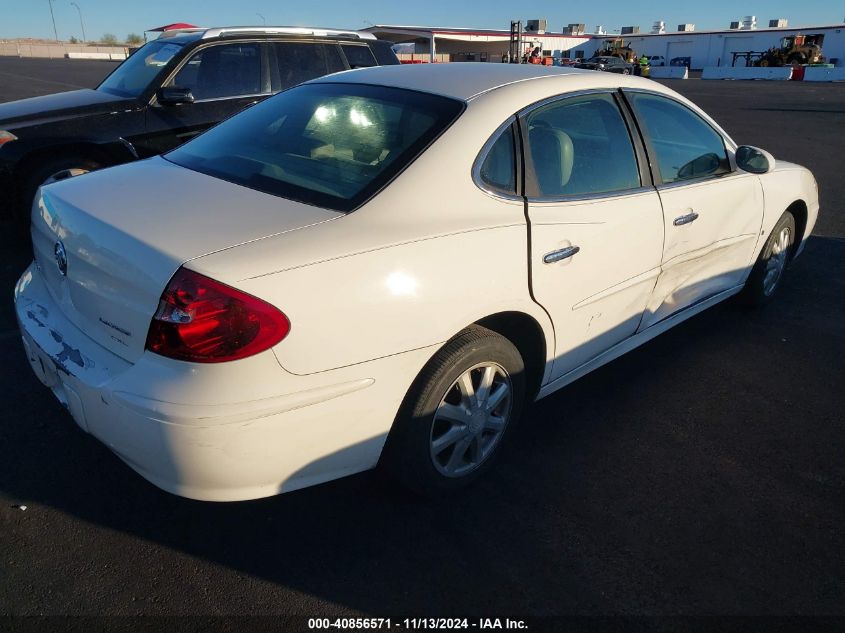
[543,246,580,264]
[673,211,699,226]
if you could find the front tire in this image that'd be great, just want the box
[740,211,796,306]
[381,326,526,495]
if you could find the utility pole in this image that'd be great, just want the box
[70,2,86,42]
[47,0,59,41]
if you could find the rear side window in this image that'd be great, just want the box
[169,43,262,100]
[627,93,730,184]
[478,126,516,195]
[166,83,465,212]
[369,41,401,65]
[525,93,641,197]
[342,44,378,68]
[271,43,346,92]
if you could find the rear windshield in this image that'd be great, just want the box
[165,82,465,212]
[98,40,183,97]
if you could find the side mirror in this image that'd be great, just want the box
[156,86,195,106]
[735,145,774,174]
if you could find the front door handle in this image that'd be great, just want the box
[673,210,699,226]
[543,246,580,264]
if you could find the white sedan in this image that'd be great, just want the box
[15,64,818,501]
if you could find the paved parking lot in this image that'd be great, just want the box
[1,58,843,623]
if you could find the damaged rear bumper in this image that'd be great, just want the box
[14,262,427,501]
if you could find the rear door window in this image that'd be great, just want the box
[342,44,378,68]
[524,93,641,197]
[270,42,346,92]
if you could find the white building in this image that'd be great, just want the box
[593,22,845,69]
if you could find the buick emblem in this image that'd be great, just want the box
[54,241,68,277]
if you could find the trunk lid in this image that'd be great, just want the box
[31,157,341,363]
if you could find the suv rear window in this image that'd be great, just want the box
[342,44,378,68]
[369,41,401,65]
[270,43,346,91]
[166,83,464,212]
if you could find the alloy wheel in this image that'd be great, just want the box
[763,226,792,296]
[429,362,512,478]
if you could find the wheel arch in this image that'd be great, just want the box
[473,311,548,401]
[394,310,551,421]
[14,140,134,183]
[785,199,808,255]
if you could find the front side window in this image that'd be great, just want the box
[525,93,641,198]
[627,93,730,184]
[98,40,183,97]
[166,83,464,212]
[168,43,262,100]
[478,126,516,195]
[271,43,346,92]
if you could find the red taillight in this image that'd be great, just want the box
[145,268,290,363]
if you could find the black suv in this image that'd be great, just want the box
[0,26,399,219]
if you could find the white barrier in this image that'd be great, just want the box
[66,51,112,60]
[109,53,127,61]
[702,66,793,80]
[649,66,688,79]
[1,43,130,59]
[803,67,845,82]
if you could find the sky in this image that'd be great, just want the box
[0,0,841,42]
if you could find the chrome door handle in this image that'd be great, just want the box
[543,246,580,264]
[673,211,699,226]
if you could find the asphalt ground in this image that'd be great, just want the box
[0,58,843,628]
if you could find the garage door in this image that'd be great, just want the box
[666,40,695,67]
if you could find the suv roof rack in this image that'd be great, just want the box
[200,26,376,40]
[157,28,207,38]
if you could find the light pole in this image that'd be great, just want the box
[256,13,266,26]
[70,2,86,43]
[47,0,59,41]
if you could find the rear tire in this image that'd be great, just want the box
[20,155,101,225]
[739,211,796,306]
[381,326,526,495]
